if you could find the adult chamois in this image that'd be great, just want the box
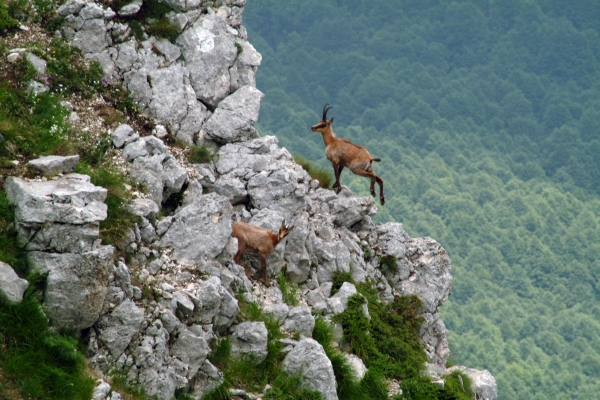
[311,104,385,205]
[231,221,293,286]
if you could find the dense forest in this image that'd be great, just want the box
[243,1,600,399]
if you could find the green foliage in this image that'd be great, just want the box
[378,255,398,275]
[0,2,19,32]
[203,300,317,399]
[188,145,214,164]
[330,270,354,295]
[76,163,140,247]
[112,0,180,43]
[245,1,600,398]
[0,294,95,399]
[293,154,332,188]
[277,270,299,306]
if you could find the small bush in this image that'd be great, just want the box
[378,255,398,275]
[331,270,355,295]
[294,155,332,189]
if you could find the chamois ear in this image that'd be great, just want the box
[329,116,334,124]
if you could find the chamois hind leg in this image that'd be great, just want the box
[369,177,376,197]
[259,253,269,286]
[355,170,385,205]
[234,241,251,277]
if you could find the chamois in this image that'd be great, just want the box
[311,104,385,205]
[231,221,293,286]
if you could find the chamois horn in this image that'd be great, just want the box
[322,103,333,121]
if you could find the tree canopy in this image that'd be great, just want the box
[244,1,600,399]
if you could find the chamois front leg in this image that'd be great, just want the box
[332,162,342,193]
[259,253,269,286]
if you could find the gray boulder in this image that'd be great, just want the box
[97,299,145,358]
[160,193,232,263]
[230,321,268,364]
[27,155,79,176]
[201,85,263,144]
[176,13,238,106]
[170,329,211,380]
[29,246,114,331]
[111,124,139,149]
[282,338,337,400]
[4,174,107,225]
[447,366,498,400]
[0,261,29,304]
[282,306,314,338]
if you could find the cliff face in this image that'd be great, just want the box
[1,1,497,399]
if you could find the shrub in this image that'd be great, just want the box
[331,270,355,295]
[0,2,19,33]
[293,155,332,189]
[378,255,398,275]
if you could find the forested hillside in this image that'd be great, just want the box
[243,1,600,399]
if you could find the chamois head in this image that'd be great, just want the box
[278,221,294,240]
[311,103,334,132]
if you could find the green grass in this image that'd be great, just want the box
[277,270,299,306]
[203,300,322,399]
[76,163,140,248]
[187,145,213,164]
[0,1,19,32]
[0,292,95,400]
[293,154,332,189]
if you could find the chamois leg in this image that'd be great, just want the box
[369,177,376,197]
[234,241,251,278]
[356,170,385,205]
[259,253,269,286]
[336,165,345,193]
[331,162,342,193]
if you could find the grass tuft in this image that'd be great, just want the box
[277,270,299,306]
[188,145,213,164]
[0,292,95,400]
[293,155,332,189]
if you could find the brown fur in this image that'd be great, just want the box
[231,221,293,286]
[311,104,385,205]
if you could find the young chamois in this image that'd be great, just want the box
[311,104,385,205]
[231,221,293,286]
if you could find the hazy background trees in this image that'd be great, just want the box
[244,1,600,398]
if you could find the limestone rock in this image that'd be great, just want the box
[230,321,268,364]
[282,338,337,400]
[28,246,114,331]
[0,261,29,304]
[97,300,145,358]
[160,193,232,263]
[447,366,498,400]
[27,155,79,176]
